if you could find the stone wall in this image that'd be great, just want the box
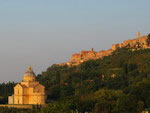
[0,104,47,109]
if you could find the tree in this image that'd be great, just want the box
[116,95,138,113]
[146,33,150,46]
[94,100,111,113]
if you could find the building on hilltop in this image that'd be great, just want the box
[8,66,45,105]
[57,33,150,66]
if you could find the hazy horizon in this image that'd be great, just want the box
[0,0,150,83]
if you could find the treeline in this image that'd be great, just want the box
[0,82,16,104]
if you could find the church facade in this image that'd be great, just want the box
[8,66,45,105]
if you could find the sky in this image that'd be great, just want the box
[0,0,150,82]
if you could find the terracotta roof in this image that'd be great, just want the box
[81,51,91,54]
[72,53,80,57]
[20,84,27,88]
[15,83,27,88]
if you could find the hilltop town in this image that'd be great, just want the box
[58,32,150,66]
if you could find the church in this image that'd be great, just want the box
[8,66,45,105]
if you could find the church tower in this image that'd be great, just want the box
[137,32,141,38]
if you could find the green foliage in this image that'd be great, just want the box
[147,33,150,46]
[2,48,150,112]
[0,82,16,104]
[116,95,137,113]
[36,48,150,112]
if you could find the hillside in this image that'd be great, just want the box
[35,47,150,113]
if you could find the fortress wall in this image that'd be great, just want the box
[112,44,120,50]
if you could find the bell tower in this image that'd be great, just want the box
[137,32,140,38]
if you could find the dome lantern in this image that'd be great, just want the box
[23,66,36,82]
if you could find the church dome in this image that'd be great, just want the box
[23,66,36,82]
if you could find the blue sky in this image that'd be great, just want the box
[0,0,150,82]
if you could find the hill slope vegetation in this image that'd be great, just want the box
[1,48,150,113]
